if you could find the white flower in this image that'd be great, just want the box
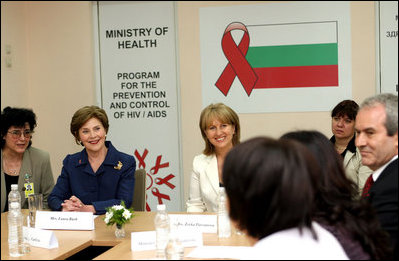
[122,209,132,220]
[104,211,113,224]
[112,205,124,211]
[103,201,134,227]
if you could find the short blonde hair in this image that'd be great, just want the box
[70,106,109,145]
[199,103,240,155]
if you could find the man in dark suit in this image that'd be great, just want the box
[355,93,398,259]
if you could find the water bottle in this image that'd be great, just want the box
[165,225,184,260]
[8,184,24,257]
[217,187,231,238]
[8,184,21,211]
[154,204,170,259]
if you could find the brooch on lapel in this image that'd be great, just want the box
[114,161,123,170]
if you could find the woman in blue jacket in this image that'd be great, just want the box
[48,106,136,214]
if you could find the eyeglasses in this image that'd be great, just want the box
[7,130,34,139]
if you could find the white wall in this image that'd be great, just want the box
[1,1,29,106]
[1,1,95,177]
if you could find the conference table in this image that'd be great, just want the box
[1,210,252,260]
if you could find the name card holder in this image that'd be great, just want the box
[131,231,156,251]
[23,226,59,249]
[35,211,94,230]
[130,231,203,251]
[169,214,217,233]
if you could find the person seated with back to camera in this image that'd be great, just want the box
[222,136,349,259]
[48,105,136,214]
[186,103,240,212]
[281,130,392,260]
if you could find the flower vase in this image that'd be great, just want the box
[115,224,125,238]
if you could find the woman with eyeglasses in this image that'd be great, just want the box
[1,106,55,212]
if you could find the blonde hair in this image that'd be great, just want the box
[199,103,240,155]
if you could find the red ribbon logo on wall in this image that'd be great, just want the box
[134,149,175,211]
[215,22,339,96]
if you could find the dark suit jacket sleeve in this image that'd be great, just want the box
[369,159,398,251]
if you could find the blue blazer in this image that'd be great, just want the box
[48,141,136,214]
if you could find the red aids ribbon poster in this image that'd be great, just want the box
[216,22,339,97]
[215,22,258,96]
[200,2,352,113]
[93,1,183,211]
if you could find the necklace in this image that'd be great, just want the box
[4,165,19,175]
[2,155,21,176]
[7,169,18,175]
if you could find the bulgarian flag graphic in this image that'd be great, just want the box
[216,21,339,96]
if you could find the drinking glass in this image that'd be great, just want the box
[28,193,43,228]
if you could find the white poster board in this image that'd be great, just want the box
[93,1,183,211]
[200,1,352,113]
[376,1,398,94]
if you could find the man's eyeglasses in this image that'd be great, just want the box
[7,130,34,139]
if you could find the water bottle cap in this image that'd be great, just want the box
[157,204,166,211]
[11,184,18,190]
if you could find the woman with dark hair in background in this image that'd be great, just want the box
[1,106,54,212]
[223,136,348,259]
[281,130,392,260]
[330,100,372,196]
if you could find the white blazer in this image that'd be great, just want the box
[186,154,220,212]
[342,147,372,197]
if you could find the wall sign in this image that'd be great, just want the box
[376,1,398,94]
[93,1,183,211]
[200,1,352,113]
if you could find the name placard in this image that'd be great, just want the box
[131,231,203,251]
[131,231,156,251]
[35,211,94,230]
[169,214,217,233]
[23,226,58,249]
[175,231,203,247]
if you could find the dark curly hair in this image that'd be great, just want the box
[1,106,37,149]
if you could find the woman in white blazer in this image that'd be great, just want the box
[186,103,240,212]
[330,100,372,197]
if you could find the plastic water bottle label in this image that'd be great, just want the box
[218,214,231,238]
[10,202,20,209]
